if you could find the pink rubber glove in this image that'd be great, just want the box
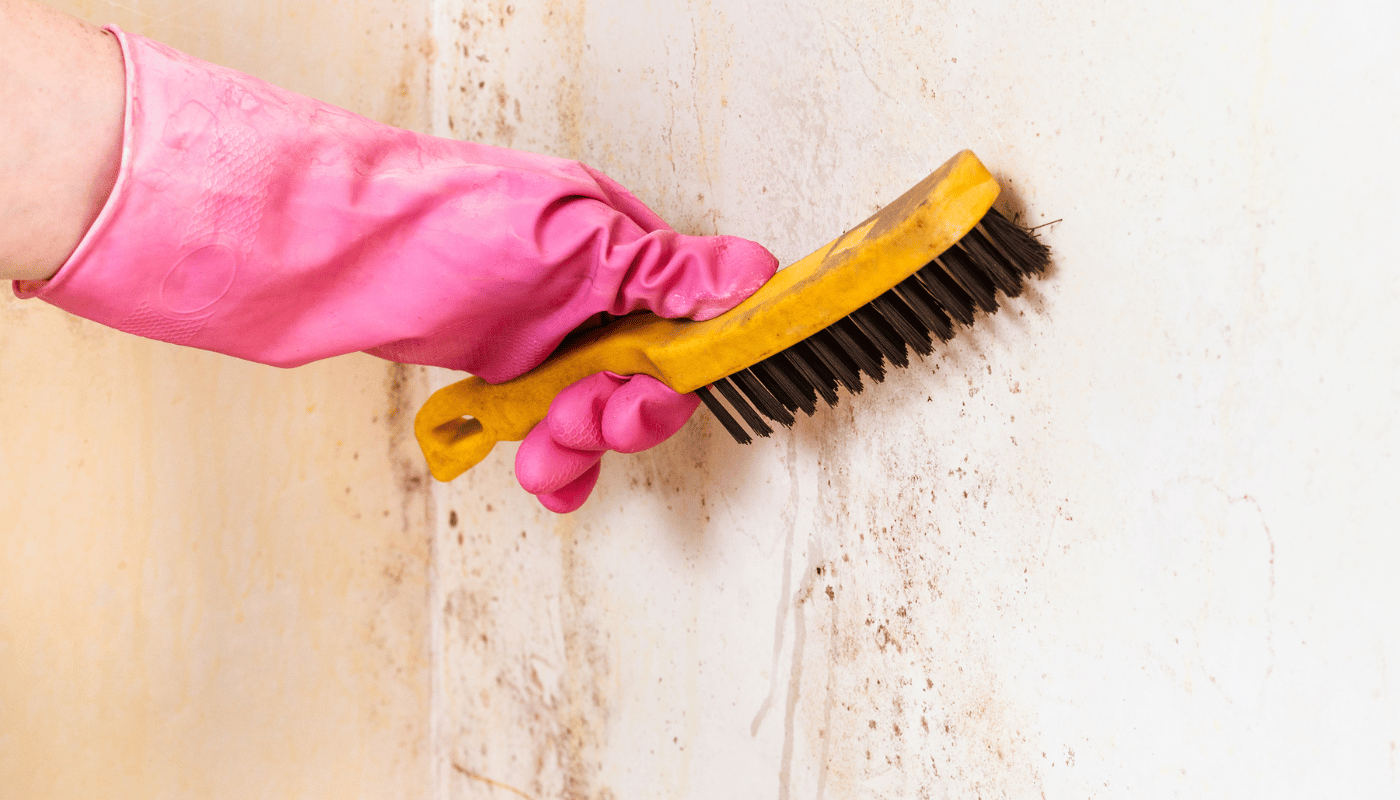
[16,27,776,511]
[514,372,701,512]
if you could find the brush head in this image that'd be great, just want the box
[696,207,1050,443]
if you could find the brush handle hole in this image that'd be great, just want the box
[433,415,484,445]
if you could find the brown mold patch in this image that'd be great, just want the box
[385,363,431,535]
[550,515,615,799]
[494,84,518,144]
[543,0,587,158]
[790,385,1047,795]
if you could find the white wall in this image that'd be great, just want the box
[428,1,1400,798]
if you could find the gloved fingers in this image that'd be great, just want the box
[515,422,603,497]
[545,371,628,450]
[601,374,701,453]
[517,371,701,512]
[536,461,602,514]
[531,173,777,328]
[575,165,778,319]
[628,234,779,322]
[516,369,625,505]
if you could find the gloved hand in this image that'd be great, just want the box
[16,27,776,512]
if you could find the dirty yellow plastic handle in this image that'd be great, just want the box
[415,150,1000,481]
[413,313,676,480]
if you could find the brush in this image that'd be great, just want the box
[414,150,1049,480]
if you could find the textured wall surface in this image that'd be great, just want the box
[0,2,434,798]
[428,1,1400,798]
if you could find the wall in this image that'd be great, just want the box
[0,2,434,798]
[427,1,1400,798]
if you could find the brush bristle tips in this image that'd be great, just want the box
[696,203,1049,444]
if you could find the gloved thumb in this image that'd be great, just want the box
[624,234,778,322]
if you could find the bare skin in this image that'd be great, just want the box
[0,0,124,282]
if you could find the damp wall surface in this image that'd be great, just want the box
[427,1,1400,798]
[0,2,435,798]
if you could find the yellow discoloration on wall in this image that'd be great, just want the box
[57,0,431,129]
[0,2,432,798]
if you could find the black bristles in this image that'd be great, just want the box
[829,319,886,382]
[893,279,954,341]
[972,221,1026,283]
[850,306,909,369]
[695,385,751,445]
[871,294,933,357]
[747,361,798,414]
[806,331,864,393]
[979,208,1050,275]
[914,263,976,325]
[782,343,841,407]
[713,377,773,438]
[770,356,821,415]
[732,369,796,426]
[958,226,1022,295]
[697,205,1049,443]
[754,359,817,416]
[935,246,998,311]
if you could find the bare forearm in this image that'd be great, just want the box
[0,0,124,282]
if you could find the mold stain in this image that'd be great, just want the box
[385,363,431,539]
[543,0,588,159]
[776,345,1049,795]
[553,513,615,798]
[424,1,1063,795]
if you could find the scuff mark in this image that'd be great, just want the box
[777,551,815,800]
[1230,492,1277,684]
[752,432,803,736]
[452,761,537,800]
[814,7,898,105]
[814,559,839,800]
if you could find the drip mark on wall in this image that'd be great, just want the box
[452,762,536,800]
[777,542,818,800]
[751,432,803,736]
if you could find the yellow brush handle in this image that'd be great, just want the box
[414,313,678,480]
[415,150,1000,481]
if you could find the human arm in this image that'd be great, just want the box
[8,20,775,511]
[0,0,124,282]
